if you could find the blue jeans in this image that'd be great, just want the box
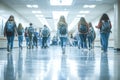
[7,35,14,50]
[100,32,110,52]
[79,34,87,48]
[88,35,94,49]
[18,35,23,47]
[60,37,67,48]
[25,37,29,47]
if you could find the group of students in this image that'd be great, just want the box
[3,15,51,52]
[57,13,112,53]
[3,13,112,53]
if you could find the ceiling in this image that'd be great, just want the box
[0,0,117,32]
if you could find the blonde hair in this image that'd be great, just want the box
[78,17,88,27]
[57,15,68,28]
[18,23,23,30]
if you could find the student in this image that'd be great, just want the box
[87,22,95,50]
[28,23,34,49]
[57,15,68,54]
[41,25,50,48]
[17,23,24,49]
[24,27,29,48]
[4,15,17,52]
[78,17,88,49]
[96,13,112,52]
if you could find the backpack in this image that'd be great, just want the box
[18,29,23,35]
[59,25,67,35]
[28,27,34,36]
[42,28,49,37]
[101,20,111,32]
[79,25,88,33]
[6,21,14,33]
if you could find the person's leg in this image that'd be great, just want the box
[10,35,15,51]
[6,36,11,51]
[104,33,110,52]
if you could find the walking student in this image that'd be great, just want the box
[17,23,24,49]
[96,13,112,52]
[57,15,68,54]
[4,15,17,52]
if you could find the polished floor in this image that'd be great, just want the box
[0,46,120,80]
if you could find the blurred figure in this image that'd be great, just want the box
[24,27,29,48]
[87,22,96,50]
[4,15,17,52]
[78,17,88,49]
[96,13,112,52]
[41,25,50,48]
[28,23,34,49]
[17,23,24,49]
[57,15,68,54]
[33,28,39,48]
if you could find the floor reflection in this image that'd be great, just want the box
[58,55,68,80]
[77,50,95,80]
[4,53,15,80]
[100,52,110,80]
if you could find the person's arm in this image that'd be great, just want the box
[96,22,102,29]
[4,22,7,37]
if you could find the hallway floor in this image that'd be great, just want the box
[0,46,120,80]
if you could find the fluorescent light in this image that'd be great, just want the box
[26,4,38,8]
[35,15,44,17]
[79,11,90,14]
[83,5,96,8]
[26,5,32,8]
[32,5,38,8]
[50,0,73,6]
[32,11,41,14]
[76,15,85,17]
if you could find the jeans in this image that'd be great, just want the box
[100,32,110,52]
[79,34,87,48]
[42,37,48,48]
[18,35,23,47]
[60,37,67,48]
[7,35,14,50]
[88,35,94,49]
[25,37,29,47]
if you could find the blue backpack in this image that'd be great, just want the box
[79,25,88,33]
[28,27,34,36]
[6,21,14,33]
[42,28,49,37]
[101,20,111,32]
[59,25,67,35]
[18,29,23,35]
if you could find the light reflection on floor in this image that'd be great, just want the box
[0,46,119,80]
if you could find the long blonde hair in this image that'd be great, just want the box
[57,15,68,28]
[18,23,23,30]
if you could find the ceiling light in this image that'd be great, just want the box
[35,15,44,17]
[32,11,41,14]
[26,5,32,8]
[83,5,96,8]
[76,15,85,17]
[79,11,90,14]
[50,0,73,6]
[26,4,38,8]
[32,5,38,8]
